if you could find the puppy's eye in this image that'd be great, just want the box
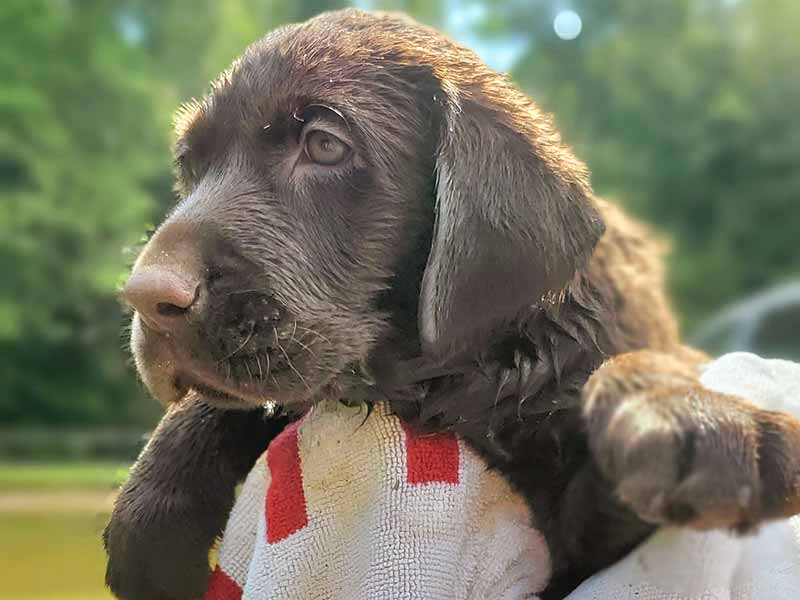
[304,130,349,165]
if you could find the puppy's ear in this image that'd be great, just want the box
[418,77,605,356]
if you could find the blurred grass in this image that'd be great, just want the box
[0,462,129,491]
[0,512,115,600]
[0,462,127,600]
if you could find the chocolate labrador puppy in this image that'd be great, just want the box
[105,9,800,600]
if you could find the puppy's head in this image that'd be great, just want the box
[123,9,604,411]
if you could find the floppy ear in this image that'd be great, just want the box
[418,77,605,356]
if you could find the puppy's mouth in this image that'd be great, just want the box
[173,345,315,409]
[179,378,267,410]
[131,312,328,410]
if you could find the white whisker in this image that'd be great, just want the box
[275,327,310,390]
[217,322,255,362]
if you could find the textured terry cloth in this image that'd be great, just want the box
[567,353,800,600]
[207,353,800,600]
[206,399,551,600]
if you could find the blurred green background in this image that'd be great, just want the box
[0,0,798,598]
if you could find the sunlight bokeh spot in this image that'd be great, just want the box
[554,10,582,40]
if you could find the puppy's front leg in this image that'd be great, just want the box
[583,349,800,531]
[104,395,291,600]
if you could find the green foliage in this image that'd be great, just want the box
[494,0,800,326]
[0,0,171,425]
[1,0,797,426]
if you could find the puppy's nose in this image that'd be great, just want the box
[122,266,199,334]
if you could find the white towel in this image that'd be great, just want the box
[206,353,800,600]
[206,400,550,600]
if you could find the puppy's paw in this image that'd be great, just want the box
[583,352,800,531]
[104,487,212,600]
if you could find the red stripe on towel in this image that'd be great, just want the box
[401,422,460,485]
[205,566,242,600]
[265,420,308,543]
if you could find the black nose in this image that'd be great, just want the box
[122,266,200,334]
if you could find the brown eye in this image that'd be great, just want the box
[304,130,349,165]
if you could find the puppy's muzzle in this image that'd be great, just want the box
[121,218,294,406]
